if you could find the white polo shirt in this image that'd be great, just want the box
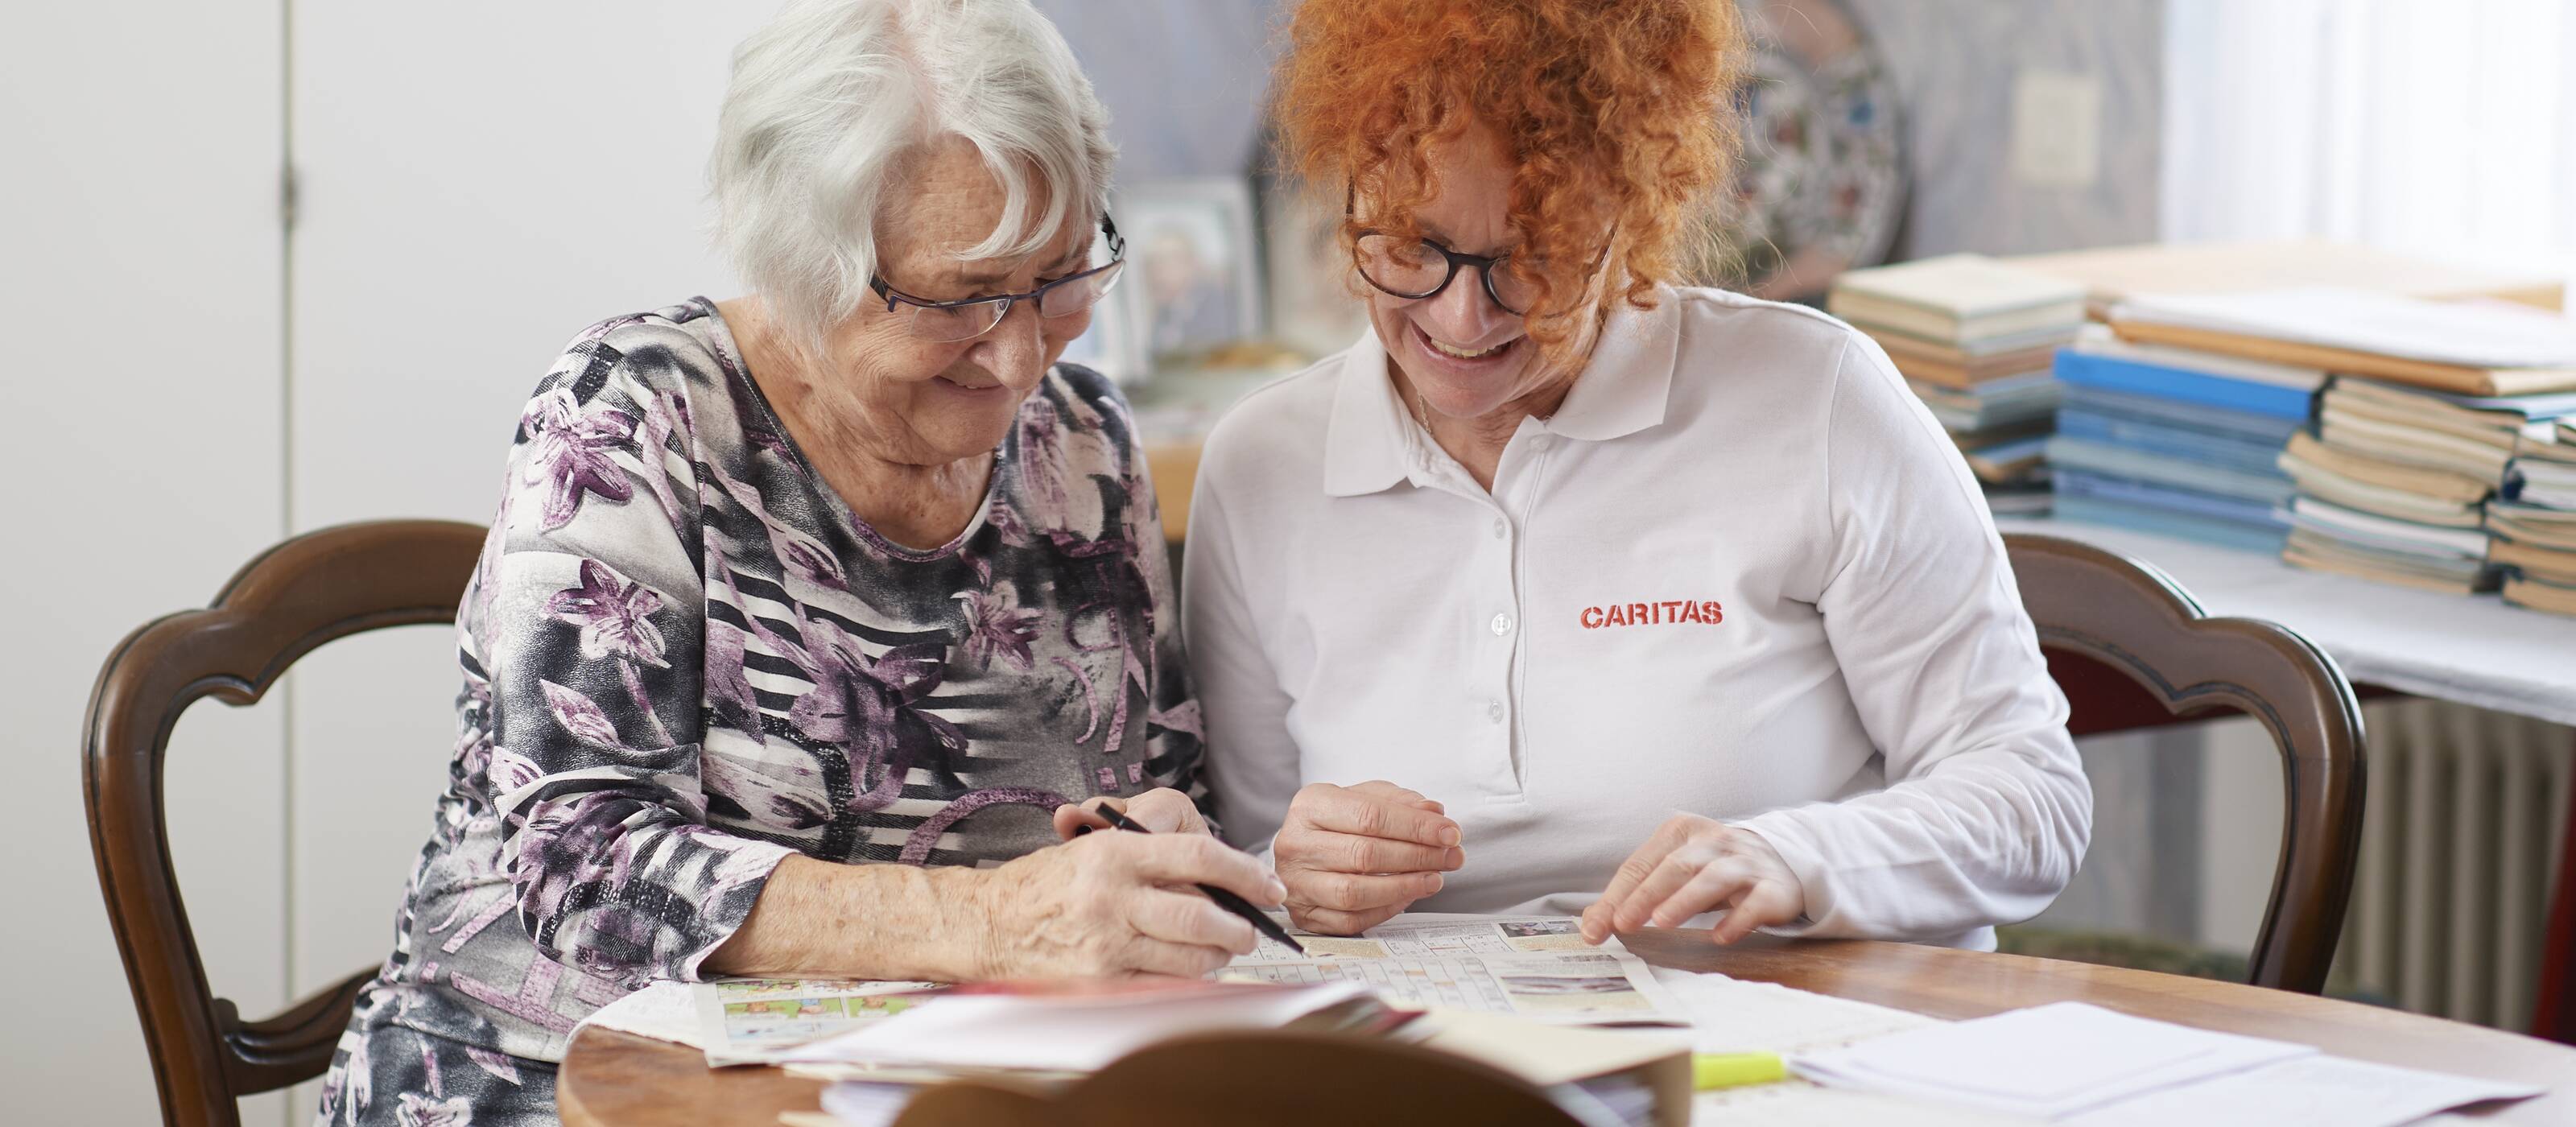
[1182,285,2091,947]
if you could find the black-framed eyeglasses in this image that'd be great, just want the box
[1351,230,1550,316]
[868,215,1126,343]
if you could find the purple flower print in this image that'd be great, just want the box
[394,1092,473,1127]
[704,619,761,733]
[705,460,849,592]
[464,1048,522,1087]
[521,386,637,530]
[955,588,1042,671]
[631,388,692,530]
[1013,397,1116,542]
[543,559,677,748]
[545,559,669,667]
[539,681,623,749]
[782,620,967,812]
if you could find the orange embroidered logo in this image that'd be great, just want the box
[1580,600,1723,628]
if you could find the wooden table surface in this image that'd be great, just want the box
[559,929,2576,1125]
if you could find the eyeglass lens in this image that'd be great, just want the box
[1353,233,1540,314]
[904,258,1125,343]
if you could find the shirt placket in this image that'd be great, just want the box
[1405,446,1527,799]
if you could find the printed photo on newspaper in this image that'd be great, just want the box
[1222,914,1686,1025]
[691,978,947,1066]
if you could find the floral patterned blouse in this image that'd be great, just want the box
[323,297,1204,1096]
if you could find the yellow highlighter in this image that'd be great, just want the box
[1692,1052,1788,1091]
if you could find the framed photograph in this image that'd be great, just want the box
[1051,267,1141,385]
[1262,174,1373,360]
[1117,177,1265,370]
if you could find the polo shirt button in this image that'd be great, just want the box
[1485,700,1505,723]
[1492,517,1507,539]
[1490,613,1514,636]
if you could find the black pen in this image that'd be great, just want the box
[1079,805,1309,955]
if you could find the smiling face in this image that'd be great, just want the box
[808,135,1098,468]
[1359,119,1603,427]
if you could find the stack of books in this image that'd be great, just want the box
[2103,289,2576,600]
[2042,324,2319,551]
[2497,419,2576,614]
[1828,254,2085,514]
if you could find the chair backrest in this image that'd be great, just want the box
[84,519,486,1127]
[2003,533,2367,994]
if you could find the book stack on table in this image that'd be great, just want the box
[1827,254,2084,516]
[2045,324,2319,552]
[2497,418,2576,614]
[2102,289,2576,602]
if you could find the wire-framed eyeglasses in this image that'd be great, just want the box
[868,215,1126,343]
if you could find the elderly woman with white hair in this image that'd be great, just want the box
[313,1,1279,1122]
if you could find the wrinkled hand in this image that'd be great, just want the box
[1580,815,1805,946]
[972,795,1285,980]
[1051,787,1208,840]
[1274,781,1463,935]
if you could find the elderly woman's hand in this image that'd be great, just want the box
[1049,788,1208,840]
[968,818,1286,980]
[1273,781,1464,935]
[1579,815,1806,945]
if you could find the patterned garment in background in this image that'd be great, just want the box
[315,298,1204,1125]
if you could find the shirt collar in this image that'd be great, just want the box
[1320,287,1682,498]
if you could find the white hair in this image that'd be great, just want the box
[711,0,1115,346]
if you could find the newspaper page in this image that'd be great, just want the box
[1221,913,1686,1025]
[690,978,946,1066]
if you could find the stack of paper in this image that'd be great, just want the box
[1830,254,2085,515]
[1794,1002,2540,1125]
[2044,324,2317,551]
[2498,423,2576,614]
[2108,288,2576,397]
[1795,1002,2310,1119]
[2102,288,2576,599]
[2281,379,2576,594]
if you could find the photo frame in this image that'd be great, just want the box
[1052,266,1142,385]
[1261,172,1373,360]
[1116,177,1266,371]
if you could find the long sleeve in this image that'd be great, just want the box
[1181,460,1304,857]
[1736,336,2094,941]
[1109,397,1219,833]
[469,341,793,985]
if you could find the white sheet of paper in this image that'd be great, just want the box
[1794,1002,2313,1120]
[2059,1054,2541,1127]
[2112,288,2576,369]
[572,980,704,1048]
[1645,967,1938,1055]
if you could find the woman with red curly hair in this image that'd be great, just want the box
[1184,0,2091,952]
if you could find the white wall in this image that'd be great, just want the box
[3,2,775,1123]
[280,4,771,1117]
[0,2,289,1125]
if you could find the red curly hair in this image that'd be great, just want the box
[1272,0,1747,366]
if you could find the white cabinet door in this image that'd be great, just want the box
[0,2,287,1124]
[283,6,771,1113]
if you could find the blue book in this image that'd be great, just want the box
[2054,496,2290,554]
[2056,470,2290,529]
[2046,436,2297,506]
[2054,349,2318,423]
[2054,411,2291,479]
[2058,386,2307,446]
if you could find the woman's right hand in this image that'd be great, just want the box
[1274,781,1464,935]
[965,828,1287,980]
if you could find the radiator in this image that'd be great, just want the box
[2336,699,2575,1029]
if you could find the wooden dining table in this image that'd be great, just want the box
[557,928,2576,1125]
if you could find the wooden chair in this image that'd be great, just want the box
[2004,533,2367,995]
[84,519,486,1127]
